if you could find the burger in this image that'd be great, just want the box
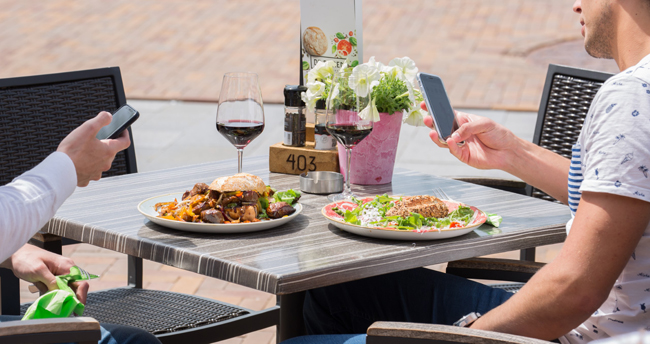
[156,173,298,223]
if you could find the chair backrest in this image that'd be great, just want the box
[527,64,614,201]
[0,67,137,186]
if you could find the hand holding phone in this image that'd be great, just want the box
[417,73,463,145]
[96,104,139,140]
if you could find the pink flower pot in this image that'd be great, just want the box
[338,112,402,185]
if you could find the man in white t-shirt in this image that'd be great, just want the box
[281,0,650,343]
[0,111,161,343]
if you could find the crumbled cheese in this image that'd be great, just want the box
[358,204,382,225]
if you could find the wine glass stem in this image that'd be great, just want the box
[237,148,244,174]
[344,147,352,195]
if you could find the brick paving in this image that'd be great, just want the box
[0,0,618,110]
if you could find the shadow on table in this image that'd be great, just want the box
[137,213,312,246]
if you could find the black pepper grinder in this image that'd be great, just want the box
[283,85,307,147]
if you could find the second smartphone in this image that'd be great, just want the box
[96,104,139,140]
[416,72,460,144]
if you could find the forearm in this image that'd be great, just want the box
[0,153,76,262]
[471,262,594,339]
[472,193,649,339]
[503,138,570,204]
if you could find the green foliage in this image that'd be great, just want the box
[371,75,411,114]
[330,69,363,110]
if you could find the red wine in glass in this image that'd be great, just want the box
[216,72,264,174]
[326,124,372,148]
[216,120,264,148]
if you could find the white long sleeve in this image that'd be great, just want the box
[0,152,77,263]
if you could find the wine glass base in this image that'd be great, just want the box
[327,192,356,202]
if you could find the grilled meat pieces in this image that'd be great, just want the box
[201,209,224,223]
[386,196,448,218]
[267,202,295,219]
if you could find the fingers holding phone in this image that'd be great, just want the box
[417,73,465,147]
[96,104,139,140]
[57,105,137,186]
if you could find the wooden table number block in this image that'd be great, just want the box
[269,142,339,175]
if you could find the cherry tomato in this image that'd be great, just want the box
[334,38,339,43]
[349,31,354,36]
[449,221,462,228]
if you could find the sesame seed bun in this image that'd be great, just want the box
[208,173,266,194]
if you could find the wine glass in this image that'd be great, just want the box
[216,72,265,174]
[325,70,374,202]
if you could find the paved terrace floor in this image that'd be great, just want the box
[4,1,619,342]
[0,0,618,110]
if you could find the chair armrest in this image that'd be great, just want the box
[0,317,101,344]
[446,258,545,283]
[367,321,553,344]
[452,177,527,195]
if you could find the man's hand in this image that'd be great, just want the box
[421,102,521,171]
[421,102,570,202]
[0,244,89,304]
[57,111,131,187]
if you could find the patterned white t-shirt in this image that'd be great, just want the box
[560,55,650,343]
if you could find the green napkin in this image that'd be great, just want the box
[22,266,98,320]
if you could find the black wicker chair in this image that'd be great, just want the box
[369,64,615,343]
[0,68,278,343]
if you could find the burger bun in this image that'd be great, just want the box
[209,173,266,194]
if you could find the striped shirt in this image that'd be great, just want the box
[568,143,583,215]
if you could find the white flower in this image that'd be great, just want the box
[349,64,380,97]
[307,60,336,83]
[381,65,402,79]
[366,56,385,71]
[359,98,380,122]
[403,106,427,127]
[389,57,418,84]
[326,83,340,110]
[301,81,325,112]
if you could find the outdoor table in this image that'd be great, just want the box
[43,155,571,342]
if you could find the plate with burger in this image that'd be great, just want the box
[138,173,302,233]
[321,194,490,240]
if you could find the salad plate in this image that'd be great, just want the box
[321,195,487,241]
[139,193,302,234]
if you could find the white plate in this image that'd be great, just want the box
[321,198,486,241]
[138,193,302,234]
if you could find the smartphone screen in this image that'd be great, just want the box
[96,104,139,140]
[417,73,459,142]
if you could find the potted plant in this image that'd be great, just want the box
[302,56,428,184]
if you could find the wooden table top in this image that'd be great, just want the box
[44,156,571,295]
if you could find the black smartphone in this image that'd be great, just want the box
[96,104,139,140]
[417,72,461,144]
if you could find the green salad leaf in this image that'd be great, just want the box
[344,211,360,225]
[259,196,269,211]
[486,213,502,227]
[274,189,301,205]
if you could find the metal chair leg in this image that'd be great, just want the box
[520,247,536,262]
[128,256,143,288]
[0,268,20,315]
